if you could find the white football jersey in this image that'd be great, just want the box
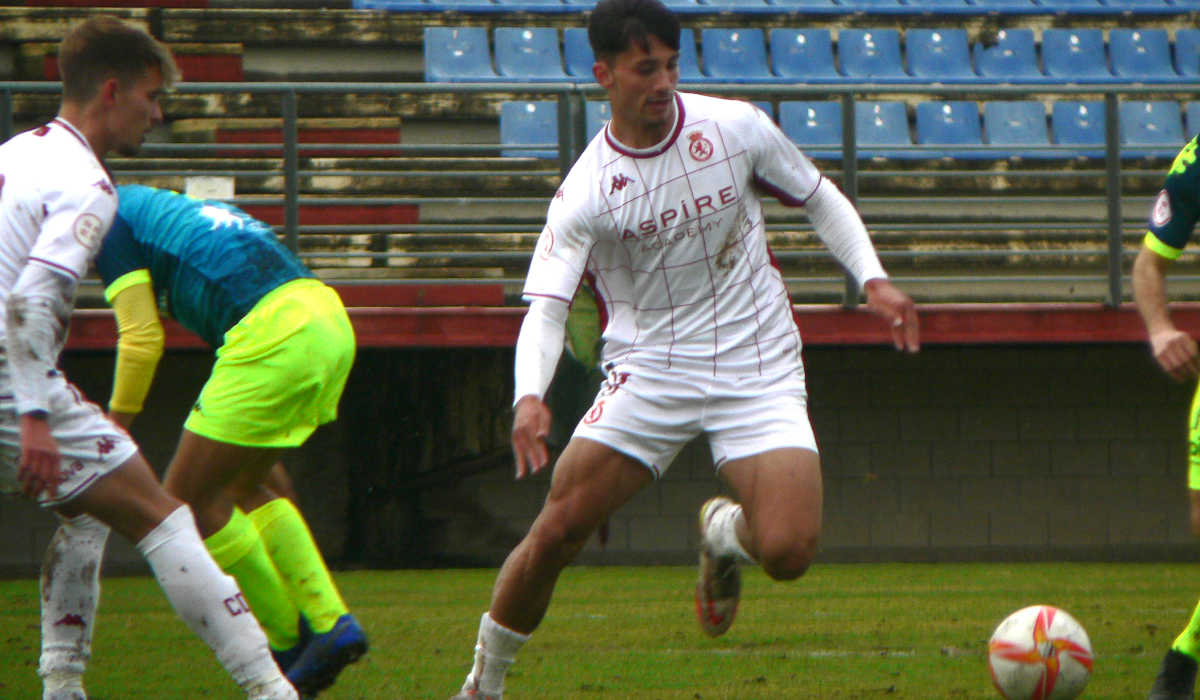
[0,118,117,347]
[524,92,821,378]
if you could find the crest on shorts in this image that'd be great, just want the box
[1152,189,1172,228]
[583,400,604,424]
[688,131,713,162]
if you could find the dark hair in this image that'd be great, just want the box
[58,16,179,102]
[587,0,680,62]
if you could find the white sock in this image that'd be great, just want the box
[462,612,530,697]
[136,506,297,700]
[706,502,755,564]
[39,513,109,700]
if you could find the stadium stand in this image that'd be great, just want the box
[982,100,1056,159]
[676,27,707,83]
[905,28,977,83]
[1051,100,1106,158]
[838,29,911,82]
[562,27,594,79]
[699,28,773,82]
[854,100,914,158]
[584,100,610,140]
[1107,28,1177,82]
[1119,99,1184,157]
[778,100,842,159]
[1174,28,1200,77]
[500,100,559,158]
[769,28,841,82]
[915,100,989,159]
[493,27,570,81]
[423,27,499,82]
[972,29,1047,83]
[1186,101,1200,136]
[1041,29,1116,82]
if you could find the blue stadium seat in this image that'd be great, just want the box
[854,101,914,158]
[973,29,1047,83]
[494,28,569,82]
[700,0,770,7]
[678,28,707,83]
[500,101,558,158]
[779,101,842,159]
[585,101,610,142]
[968,0,1039,8]
[1120,100,1183,157]
[494,0,564,8]
[836,0,904,9]
[1186,101,1200,136]
[1100,0,1174,9]
[700,28,773,82]
[915,101,989,159]
[902,0,972,10]
[983,101,1058,159]
[838,29,911,83]
[1175,29,1200,78]
[417,0,498,8]
[1041,29,1115,83]
[906,29,977,83]
[1035,0,1104,10]
[1051,101,1105,158]
[563,27,594,80]
[424,27,501,83]
[1109,29,1177,82]
[769,29,841,81]
[767,0,839,8]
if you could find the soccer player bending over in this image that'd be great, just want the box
[449,0,919,697]
[1134,135,1200,700]
[79,184,366,697]
[0,17,296,700]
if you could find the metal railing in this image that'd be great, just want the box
[1,80,1194,306]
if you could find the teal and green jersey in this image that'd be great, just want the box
[95,184,315,347]
[1146,135,1200,260]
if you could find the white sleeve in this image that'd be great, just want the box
[512,297,569,405]
[522,165,596,303]
[7,263,77,415]
[30,179,117,280]
[804,177,888,290]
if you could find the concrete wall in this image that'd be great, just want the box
[1,343,1196,577]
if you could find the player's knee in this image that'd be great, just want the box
[758,530,819,581]
[526,508,595,565]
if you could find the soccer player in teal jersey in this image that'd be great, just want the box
[1134,135,1200,700]
[85,184,367,697]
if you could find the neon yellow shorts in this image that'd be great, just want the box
[184,279,355,448]
[1190,381,1200,490]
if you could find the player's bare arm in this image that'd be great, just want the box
[7,267,76,497]
[864,278,920,353]
[1133,244,1199,381]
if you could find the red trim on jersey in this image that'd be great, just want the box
[754,172,822,208]
[524,291,574,305]
[582,270,610,335]
[29,257,80,280]
[51,118,92,152]
[604,93,686,159]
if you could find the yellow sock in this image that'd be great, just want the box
[248,498,349,635]
[1172,597,1200,660]
[204,507,300,651]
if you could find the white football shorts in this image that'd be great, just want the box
[0,369,138,507]
[571,361,818,478]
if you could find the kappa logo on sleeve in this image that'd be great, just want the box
[72,213,104,248]
[92,179,114,196]
[1152,189,1172,228]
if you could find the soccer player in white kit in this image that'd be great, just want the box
[0,17,296,700]
[450,0,919,697]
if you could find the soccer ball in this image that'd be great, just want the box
[987,604,1094,700]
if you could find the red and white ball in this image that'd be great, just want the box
[987,605,1094,700]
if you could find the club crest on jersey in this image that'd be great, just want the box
[1152,189,1173,228]
[688,131,713,162]
[72,213,104,248]
[609,173,635,194]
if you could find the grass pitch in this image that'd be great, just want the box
[0,562,1194,699]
